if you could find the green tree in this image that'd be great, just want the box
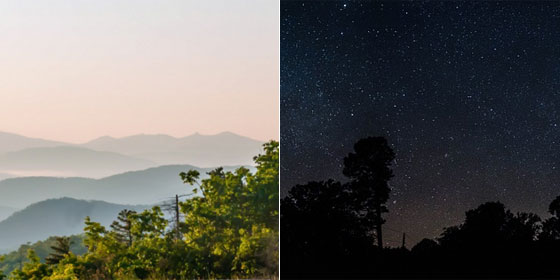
[11,250,50,280]
[45,237,72,265]
[181,140,279,278]
[110,209,137,247]
[0,235,85,276]
[0,256,5,280]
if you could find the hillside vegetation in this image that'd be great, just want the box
[0,235,86,275]
[0,141,278,279]
[0,198,149,251]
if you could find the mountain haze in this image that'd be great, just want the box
[0,164,245,209]
[82,131,264,167]
[0,198,149,251]
[0,131,263,178]
[0,146,156,178]
[0,205,17,222]
[0,132,65,154]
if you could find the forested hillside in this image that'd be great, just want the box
[0,141,279,279]
[0,235,86,275]
[0,198,149,251]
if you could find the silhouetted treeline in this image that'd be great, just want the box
[281,136,560,278]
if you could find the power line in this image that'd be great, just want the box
[160,192,195,241]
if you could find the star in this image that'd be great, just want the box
[282,0,560,246]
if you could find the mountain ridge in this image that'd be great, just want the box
[0,131,263,177]
[0,197,150,251]
[0,131,66,154]
[82,131,264,145]
[79,131,264,167]
[0,164,249,209]
[0,146,156,178]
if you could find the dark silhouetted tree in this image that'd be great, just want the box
[438,202,512,251]
[540,195,560,241]
[504,212,541,243]
[411,238,439,256]
[343,136,395,248]
[281,180,375,276]
[549,196,560,217]
[404,201,553,277]
[45,236,71,265]
[281,142,560,278]
[462,201,508,246]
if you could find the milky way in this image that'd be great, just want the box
[281,1,560,246]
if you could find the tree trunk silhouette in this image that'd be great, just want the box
[376,204,383,248]
[342,137,394,249]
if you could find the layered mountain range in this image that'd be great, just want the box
[0,131,265,250]
[0,131,263,178]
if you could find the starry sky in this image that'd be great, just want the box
[281,1,560,247]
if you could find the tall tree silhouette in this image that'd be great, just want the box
[343,137,395,248]
[45,236,71,265]
[111,209,136,247]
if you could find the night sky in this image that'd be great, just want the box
[281,1,560,247]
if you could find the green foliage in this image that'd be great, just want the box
[180,140,279,278]
[0,235,86,276]
[45,237,71,265]
[2,141,279,279]
[0,256,5,280]
[10,250,50,280]
[179,170,200,186]
[110,209,137,247]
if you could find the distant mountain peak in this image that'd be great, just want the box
[0,131,21,137]
[216,131,237,136]
[0,131,263,175]
[94,135,116,141]
[185,131,252,139]
[124,133,179,139]
[0,131,57,141]
[0,132,67,155]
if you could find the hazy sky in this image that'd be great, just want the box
[0,0,278,143]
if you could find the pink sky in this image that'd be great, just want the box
[0,1,278,143]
